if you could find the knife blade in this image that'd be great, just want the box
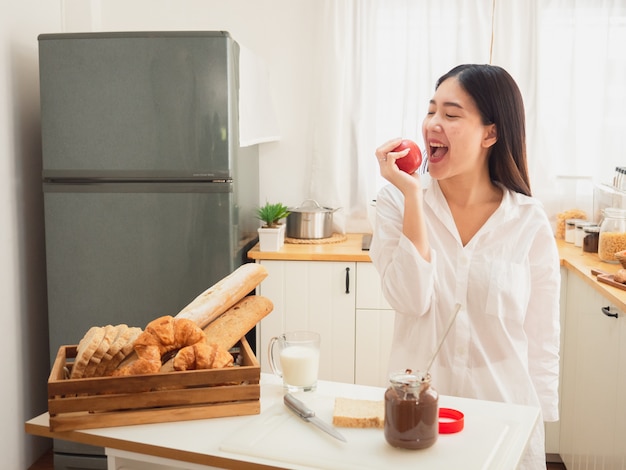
[284,393,347,442]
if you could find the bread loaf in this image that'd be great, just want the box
[175,263,268,329]
[203,295,274,351]
[332,397,385,429]
[615,268,626,284]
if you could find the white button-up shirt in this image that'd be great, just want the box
[370,179,561,425]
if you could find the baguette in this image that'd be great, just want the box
[175,263,268,329]
[203,295,274,350]
[332,397,385,429]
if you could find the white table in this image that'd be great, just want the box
[26,373,539,469]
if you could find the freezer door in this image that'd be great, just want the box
[38,32,239,179]
[43,181,253,363]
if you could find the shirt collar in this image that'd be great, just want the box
[424,179,526,238]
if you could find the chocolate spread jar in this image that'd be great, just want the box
[384,370,439,450]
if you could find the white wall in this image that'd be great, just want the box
[1,1,63,467]
[3,1,323,467]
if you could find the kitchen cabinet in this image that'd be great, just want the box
[255,259,356,383]
[355,262,395,387]
[107,449,218,470]
[559,271,626,469]
[255,259,397,387]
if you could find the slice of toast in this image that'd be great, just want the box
[332,397,385,429]
[70,326,106,379]
[82,324,117,378]
[103,327,142,376]
[93,324,130,377]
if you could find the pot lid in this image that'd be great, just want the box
[289,199,338,213]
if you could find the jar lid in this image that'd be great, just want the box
[439,408,464,434]
[583,225,600,233]
[389,370,429,388]
[575,221,594,229]
[566,218,585,226]
[602,207,626,218]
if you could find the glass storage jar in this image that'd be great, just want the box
[565,218,584,243]
[598,208,626,263]
[384,370,439,450]
[575,221,595,248]
[583,225,600,253]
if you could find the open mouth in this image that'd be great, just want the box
[429,142,448,162]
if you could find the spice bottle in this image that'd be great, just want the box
[598,208,626,263]
[384,370,439,450]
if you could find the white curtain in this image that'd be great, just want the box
[311,0,626,232]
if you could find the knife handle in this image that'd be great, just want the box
[284,393,315,419]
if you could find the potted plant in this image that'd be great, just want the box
[256,202,290,251]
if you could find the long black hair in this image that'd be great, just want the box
[435,64,531,196]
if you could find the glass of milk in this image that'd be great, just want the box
[268,331,320,392]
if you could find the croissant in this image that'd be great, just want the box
[173,342,234,371]
[113,316,206,376]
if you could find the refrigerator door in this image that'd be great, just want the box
[43,181,253,363]
[38,31,239,180]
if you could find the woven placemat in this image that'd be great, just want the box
[285,233,348,245]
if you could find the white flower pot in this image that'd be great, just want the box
[258,226,284,252]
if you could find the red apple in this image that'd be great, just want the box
[392,139,422,174]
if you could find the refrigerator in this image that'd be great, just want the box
[38,31,259,469]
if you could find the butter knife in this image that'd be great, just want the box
[284,393,347,442]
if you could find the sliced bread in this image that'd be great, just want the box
[332,397,385,429]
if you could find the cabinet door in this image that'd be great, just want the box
[560,273,621,469]
[617,305,626,469]
[256,260,356,384]
[355,309,394,387]
[355,263,395,387]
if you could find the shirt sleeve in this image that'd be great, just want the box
[370,185,435,316]
[524,217,561,422]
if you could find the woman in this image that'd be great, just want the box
[370,64,560,469]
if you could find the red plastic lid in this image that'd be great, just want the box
[439,408,464,434]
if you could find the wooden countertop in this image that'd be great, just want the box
[557,238,626,312]
[247,233,372,262]
[248,234,626,313]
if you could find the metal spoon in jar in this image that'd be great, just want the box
[424,303,462,374]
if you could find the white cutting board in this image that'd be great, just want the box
[219,393,537,470]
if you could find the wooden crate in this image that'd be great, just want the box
[47,337,260,431]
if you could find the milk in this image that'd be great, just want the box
[279,345,320,388]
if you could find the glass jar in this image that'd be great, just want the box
[598,208,626,262]
[384,370,439,450]
[565,218,583,243]
[583,225,600,253]
[575,221,595,248]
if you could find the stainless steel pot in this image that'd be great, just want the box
[286,199,340,239]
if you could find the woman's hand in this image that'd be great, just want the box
[375,138,421,193]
